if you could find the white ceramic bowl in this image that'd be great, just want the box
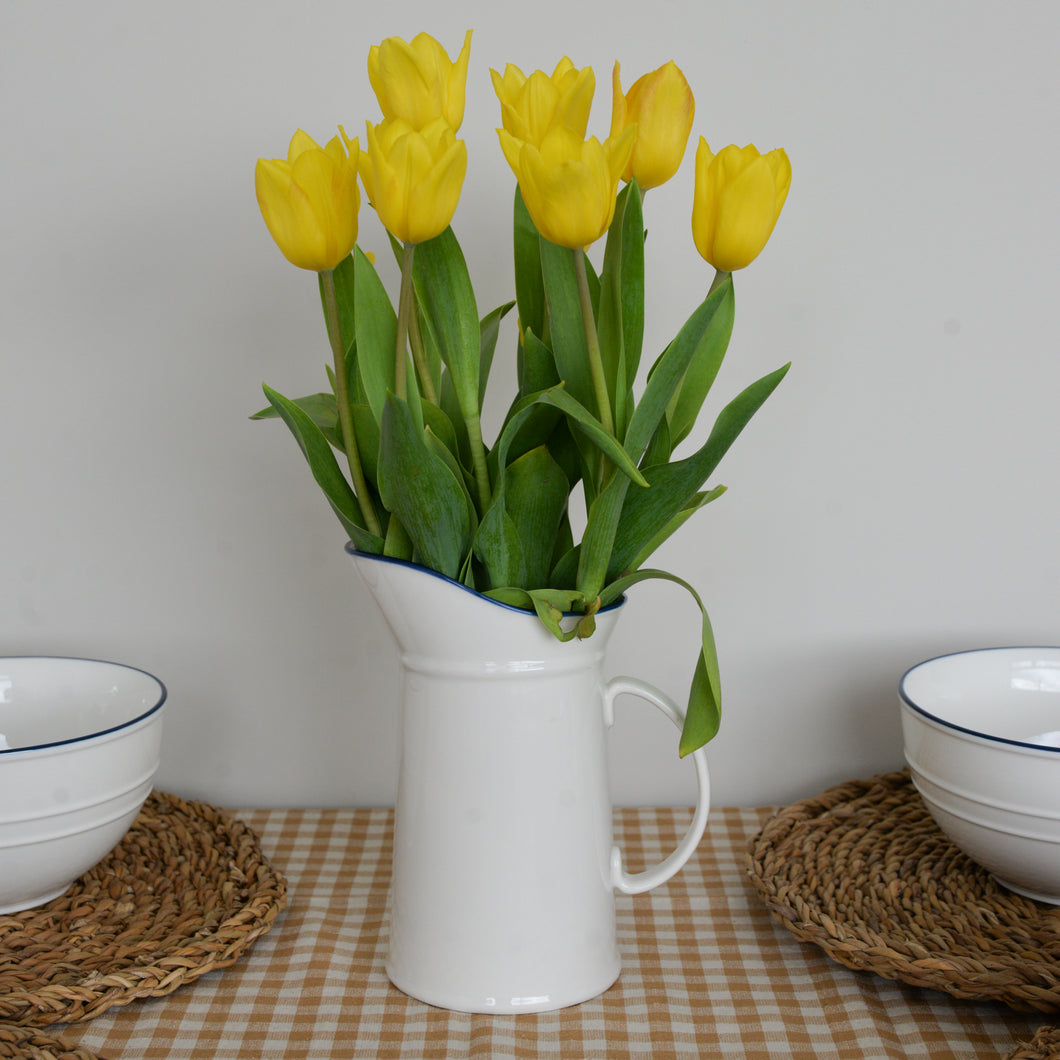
[0,657,166,913]
[899,647,1060,904]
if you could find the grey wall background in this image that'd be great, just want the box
[3,1,1058,808]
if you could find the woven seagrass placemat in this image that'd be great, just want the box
[1007,1025,1060,1059]
[746,770,1060,1018]
[0,1022,108,1060]
[0,791,287,1028]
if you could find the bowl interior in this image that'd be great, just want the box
[901,648,1060,750]
[0,657,165,753]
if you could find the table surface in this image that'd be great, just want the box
[56,805,1050,1060]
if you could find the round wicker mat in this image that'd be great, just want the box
[0,791,287,1027]
[1007,1026,1060,1060]
[0,1023,107,1060]
[746,771,1060,1014]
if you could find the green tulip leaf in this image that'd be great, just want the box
[352,248,397,427]
[513,187,546,341]
[535,388,647,488]
[538,237,594,412]
[413,227,480,419]
[505,445,570,589]
[261,384,382,553]
[251,392,342,450]
[575,279,737,602]
[480,301,515,406]
[474,497,525,588]
[667,279,736,449]
[598,567,721,755]
[596,181,645,438]
[383,512,414,561]
[625,486,726,572]
[606,362,790,581]
[377,392,471,580]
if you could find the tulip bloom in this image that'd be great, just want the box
[490,57,595,148]
[368,30,472,132]
[691,140,791,272]
[610,61,694,191]
[359,117,467,245]
[255,130,360,272]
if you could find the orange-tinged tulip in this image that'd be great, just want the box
[610,60,694,191]
[490,57,595,147]
[691,140,791,271]
[368,30,472,132]
[498,124,636,249]
[359,117,467,245]
[255,129,360,272]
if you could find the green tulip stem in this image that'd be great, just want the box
[709,268,731,295]
[466,414,492,515]
[573,248,614,437]
[407,296,438,404]
[321,268,382,538]
[394,242,417,401]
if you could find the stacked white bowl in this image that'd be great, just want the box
[900,647,1060,904]
[0,657,165,913]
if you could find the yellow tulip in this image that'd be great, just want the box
[367,30,473,132]
[691,140,791,271]
[255,130,360,272]
[490,57,595,147]
[498,125,636,249]
[610,60,694,191]
[359,117,467,245]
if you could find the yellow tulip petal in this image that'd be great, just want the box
[444,29,473,129]
[497,128,526,175]
[766,147,792,214]
[558,66,595,140]
[287,129,320,162]
[609,62,627,140]
[710,157,778,271]
[408,138,466,243]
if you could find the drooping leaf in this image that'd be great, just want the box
[598,567,721,755]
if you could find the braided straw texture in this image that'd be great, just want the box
[0,792,287,1027]
[746,771,1060,1014]
[1006,1025,1060,1059]
[0,1024,106,1060]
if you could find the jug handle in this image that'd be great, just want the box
[603,676,711,895]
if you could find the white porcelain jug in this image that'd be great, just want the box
[351,550,711,1013]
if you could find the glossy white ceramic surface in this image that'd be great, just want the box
[0,657,166,913]
[899,647,1060,904]
[351,551,710,1013]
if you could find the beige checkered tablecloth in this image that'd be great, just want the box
[56,806,1049,1059]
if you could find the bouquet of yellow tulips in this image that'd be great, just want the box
[252,30,791,756]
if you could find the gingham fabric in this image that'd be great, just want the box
[58,807,1046,1059]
